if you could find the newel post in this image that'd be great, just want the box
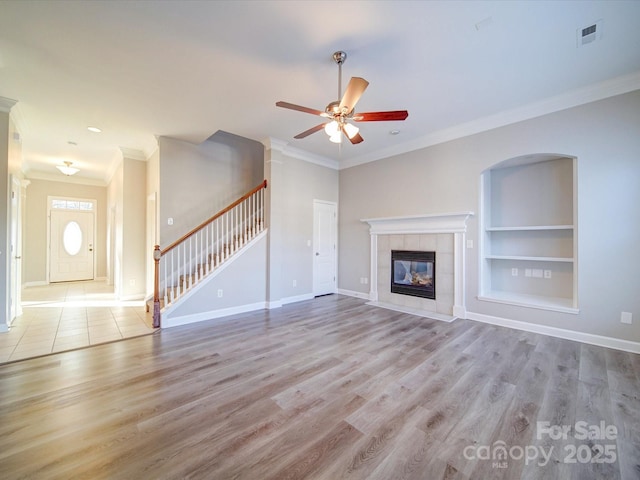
[153,245,161,328]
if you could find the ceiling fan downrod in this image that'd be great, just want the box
[333,51,347,101]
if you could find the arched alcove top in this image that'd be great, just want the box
[484,152,576,172]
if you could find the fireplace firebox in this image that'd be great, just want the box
[391,250,436,299]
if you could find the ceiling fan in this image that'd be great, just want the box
[276,51,408,145]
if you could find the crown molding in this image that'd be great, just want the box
[119,147,147,161]
[8,102,28,135]
[263,137,339,170]
[340,71,640,170]
[25,170,107,187]
[0,96,18,113]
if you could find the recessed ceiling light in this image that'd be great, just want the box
[87,126,102,133]
[389,129,400,135]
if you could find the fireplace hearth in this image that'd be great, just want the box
[391,250,436,300]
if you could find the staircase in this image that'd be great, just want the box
[151,180,267,327]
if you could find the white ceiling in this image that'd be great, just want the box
[1,1,639,183]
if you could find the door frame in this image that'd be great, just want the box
[9,175,23,324]
[47,196,98,284]
[312,199,338,296]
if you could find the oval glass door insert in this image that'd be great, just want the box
[63,221,83,256]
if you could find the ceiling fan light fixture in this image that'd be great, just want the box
[343,122,359,139]
[56,161,79,176]
[329,132,342,144]
[324,120,340,136]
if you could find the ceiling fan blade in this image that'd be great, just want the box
[347,132,364,145]
[276,101,327,117]
[352,110,409,122]
[293,123,326,139]
[338,77,369,113]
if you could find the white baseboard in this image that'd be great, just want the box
[282,293,315,305]
[267,300,283,309]
[337,288,371,300]
[466,311,640,354]
[367,301,456,323]
[0,323,8,333]
[267,293,315,309]
[163,301,267,328]
[23,281,48,288]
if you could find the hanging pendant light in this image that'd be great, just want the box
[56,161,80,176]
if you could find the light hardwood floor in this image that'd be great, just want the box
[0,295,638,479]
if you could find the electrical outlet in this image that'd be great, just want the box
[217,289,223,298]
[167,217,173,225]
[621,312,632,324]
[293,279,297,287]
[364,277,368,285]
[511,268,518,277]
[544,270,552,279]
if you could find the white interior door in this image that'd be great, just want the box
[313,200,337,296]
[50,209,95,282]
[9,176,21,324]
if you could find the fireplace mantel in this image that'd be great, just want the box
[361,212,474,321]
[361,212,474,235]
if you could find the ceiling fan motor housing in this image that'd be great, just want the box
[332,51,347,65]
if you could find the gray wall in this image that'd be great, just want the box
[165,234,267,324]
[267,149,339,303]
[339,90,640,342]
[158,132,264,247]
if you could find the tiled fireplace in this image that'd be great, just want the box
[361,212,474,322]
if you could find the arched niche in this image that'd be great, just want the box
[478,153,578,313]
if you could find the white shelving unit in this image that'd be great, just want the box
[479,155,578,313]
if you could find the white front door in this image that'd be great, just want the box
[50,209,95,282]
[313,200,337,296]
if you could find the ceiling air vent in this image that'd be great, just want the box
[577,20,603,47]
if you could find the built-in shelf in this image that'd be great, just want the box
[485,255,574,262]
[478,291,579,314]
[486,225,573,232]
[480,155,578,311]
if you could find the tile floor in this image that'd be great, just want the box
[0,280,156,364]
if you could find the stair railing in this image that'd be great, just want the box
[152,180,267,327]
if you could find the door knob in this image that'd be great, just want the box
[315,252,320,256]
